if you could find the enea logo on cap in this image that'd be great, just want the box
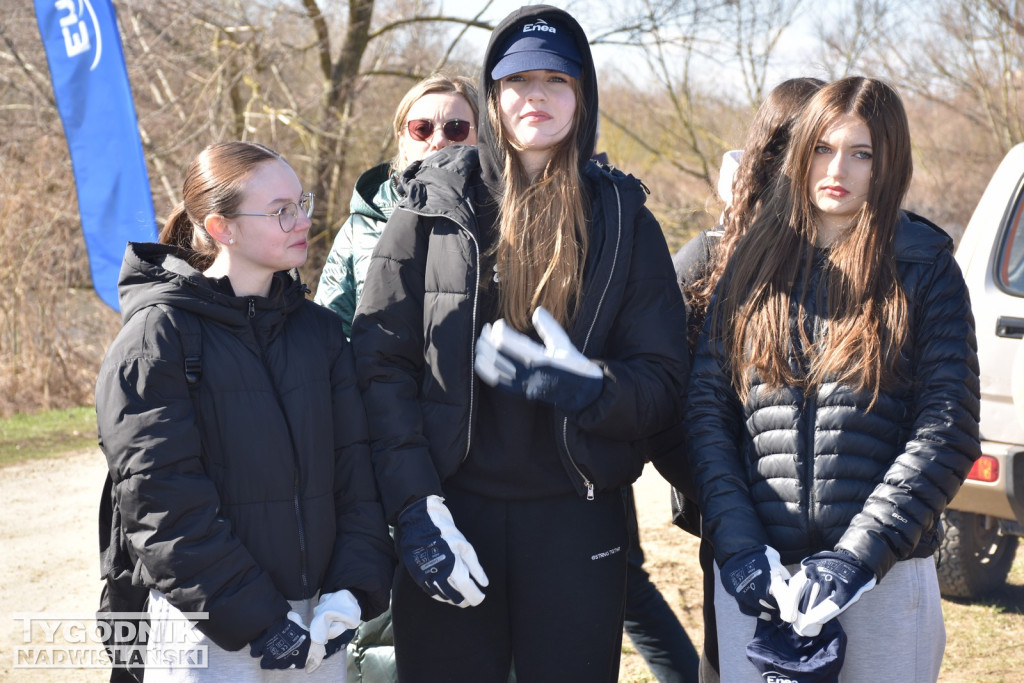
[523,18,556,34]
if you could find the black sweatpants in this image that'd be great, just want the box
[392,486,630,683]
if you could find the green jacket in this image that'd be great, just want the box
[315,162,402,338]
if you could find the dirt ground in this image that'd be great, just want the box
[1,452,1022,682]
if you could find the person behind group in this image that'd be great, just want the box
[95,141,395,681]
[316,73,479,337]
[670,76,825,683]
[351,4,689,681]
[686,76,980,681]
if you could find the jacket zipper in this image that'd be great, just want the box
[560,182,624,501]
[249,295,309,597]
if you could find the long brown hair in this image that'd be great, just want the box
[158,141,282,271]
[712,77,913,404]
[487,76,588,332]
[687,77,824,349]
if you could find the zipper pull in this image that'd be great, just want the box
[586,482,594,501]
[247,298,255,318]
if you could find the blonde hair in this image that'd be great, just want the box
[391,73,479,173]
[486,76,588,332]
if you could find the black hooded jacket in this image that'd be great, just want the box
[350,5,689,521]
[95,242,394,650]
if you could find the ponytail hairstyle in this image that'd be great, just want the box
[712,77,913,405]
[486,75,589,332]
[686,77,824,351]
[158,141,282,271]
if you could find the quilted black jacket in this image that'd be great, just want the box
[687,214,981,579]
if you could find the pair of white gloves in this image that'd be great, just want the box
[720,545,877,636]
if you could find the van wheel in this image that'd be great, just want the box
[936,509,1018,599]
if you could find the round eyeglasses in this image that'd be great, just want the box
[405,119,474,143]
[223,192,315,233]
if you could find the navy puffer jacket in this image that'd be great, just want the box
[687,214,980,579]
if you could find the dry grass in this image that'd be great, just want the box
[622,466,1024,683]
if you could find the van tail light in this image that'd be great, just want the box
[966,455,999,483]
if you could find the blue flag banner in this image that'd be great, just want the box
[34,0,156,311]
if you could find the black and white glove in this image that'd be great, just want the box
[395,495,489,607]
[248,612,310,670]
[719,545,795,620]
[475,306,603,413]
[785,550,877,636]
[305,590,360,673]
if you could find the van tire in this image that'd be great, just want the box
[936,509,1018,599]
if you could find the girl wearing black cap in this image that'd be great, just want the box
[351,4,689,681]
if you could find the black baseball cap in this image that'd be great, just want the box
[491,17,582,80]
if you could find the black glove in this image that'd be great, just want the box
[719,545,794,618]
[248,612,310,670]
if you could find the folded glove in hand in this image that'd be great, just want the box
[474,306,603,413]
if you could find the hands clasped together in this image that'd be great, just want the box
[248,589,361,673]
[720,545,877,636]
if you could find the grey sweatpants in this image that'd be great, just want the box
[143,591,347,683]
[714,557,945,682]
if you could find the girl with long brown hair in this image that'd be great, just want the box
[687,77,980,681]
[350,5,689,681]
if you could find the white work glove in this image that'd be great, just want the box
[474,306,603,413]
[304,590,361,673]
[782,550,877,636]
[395,495,489,607]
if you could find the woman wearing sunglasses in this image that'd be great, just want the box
[316,74,478,338]
[351,5,688,681]
[96,141,394,681]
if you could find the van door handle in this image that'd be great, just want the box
[996,316,1024,339]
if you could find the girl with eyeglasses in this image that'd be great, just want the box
[686,77,980,681]
[96,141,394,681]
[351,5,689,681]
[316,74,478,339]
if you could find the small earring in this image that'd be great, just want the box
[228,238,234,245]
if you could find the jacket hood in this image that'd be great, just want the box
[895,210,954,263]
[351,162,397,223]
[116,242,307,327]
[478,5,598,194]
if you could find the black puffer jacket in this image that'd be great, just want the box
[96,242,394,650]
[351,4,688,522]
[687,215,980,580]
[351,143,689,521]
